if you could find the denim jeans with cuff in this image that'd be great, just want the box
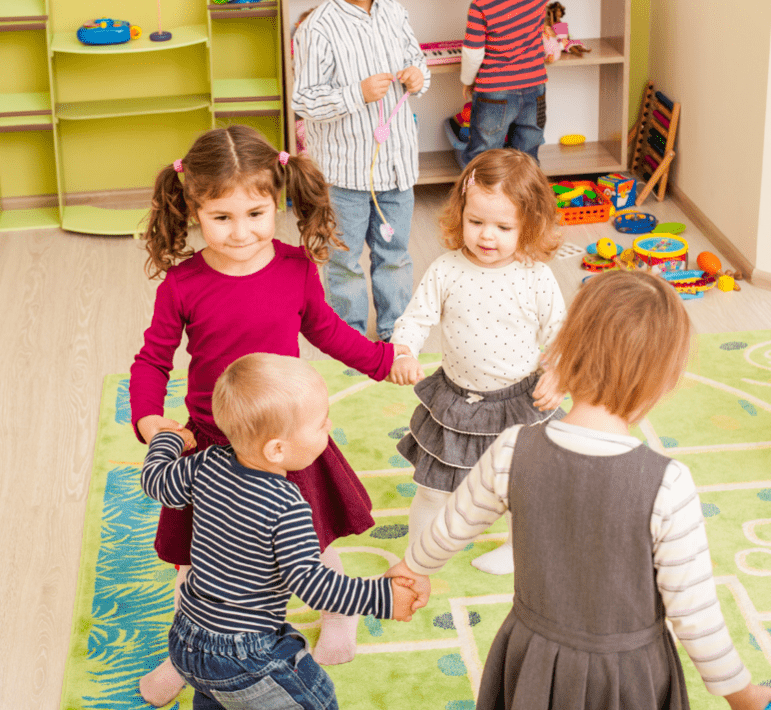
[461,83,547,167]
[325,185,414,342]
[169,612,337,710]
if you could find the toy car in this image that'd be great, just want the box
[77,19,142,46]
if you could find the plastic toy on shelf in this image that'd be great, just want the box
[77,19,142,45]
[559,134,585,146]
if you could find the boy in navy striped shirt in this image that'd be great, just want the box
[142,353,422,710]
[460,0,548,166]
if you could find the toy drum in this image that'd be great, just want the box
[632,234,688,272]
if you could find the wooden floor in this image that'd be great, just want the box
[1,186,770,709]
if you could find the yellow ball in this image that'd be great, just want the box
[596,238,617,260]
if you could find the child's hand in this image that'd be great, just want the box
[397,66,423,94]
[388,356,425,385]
[153,426,197,452]
[138,415,186,444]
[390,577,419,621]
[462,83,474,103]
[532,367,564,412]
[385,559,431,611]
[362,73,395,103]
[724,682,771,710]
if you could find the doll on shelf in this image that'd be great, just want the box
[545,2,592,59]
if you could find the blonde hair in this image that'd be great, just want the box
[550,270,692,421]
[143,124,344,279]
[439,149,561,262]
[212,353,324,455]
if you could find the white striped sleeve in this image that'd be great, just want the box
[141,431,197,509]
[652,461,751,696]
[291,25,365,122]
[405,426,517,575]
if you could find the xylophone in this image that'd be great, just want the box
[420,40,463,66]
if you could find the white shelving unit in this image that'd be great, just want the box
[281,0,630,183]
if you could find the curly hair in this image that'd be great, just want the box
[438,149,561,264]
[142,125,344,279]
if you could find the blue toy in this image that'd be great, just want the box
[613,211,657,234]
[77,19,141,45]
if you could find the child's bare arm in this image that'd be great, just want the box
[138,415,196,451]
[724,683,771,710]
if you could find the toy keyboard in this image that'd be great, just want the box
[420,40,463,66]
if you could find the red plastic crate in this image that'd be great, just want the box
[552,181,612,226]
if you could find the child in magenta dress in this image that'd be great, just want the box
[130,125,410,706]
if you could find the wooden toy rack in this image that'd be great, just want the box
[628,80,680,205]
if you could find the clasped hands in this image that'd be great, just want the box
[361,66,424,103]
[386,559,432,622]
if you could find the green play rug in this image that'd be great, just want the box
[61,332,771,710]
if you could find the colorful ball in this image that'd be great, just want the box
[596,238,617,260]
[697,251,721,275]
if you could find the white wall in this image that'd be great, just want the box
[758,38,771,274]
[648,0,771,272]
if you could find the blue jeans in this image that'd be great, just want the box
[326,186,414,342]
[168,612,338,710]
[461,83,547,167]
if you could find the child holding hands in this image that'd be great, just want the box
[130,125,410,705]
[143,353,420,710]
[390,149,566,575]
[291,0,430,342]
[389,270,771,710]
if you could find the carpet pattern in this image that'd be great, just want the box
[61,332,771,710]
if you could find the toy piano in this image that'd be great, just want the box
[420,40,463,66]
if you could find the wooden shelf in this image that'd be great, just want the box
[213,99,281,117]
[61,205,148,236]
[50,24,209,54]
[56,94,211,120]
[429,37,625,75]
[416,141,624,185]
[0,92,52,130]
[208,2,278,19]
[0,206,59,231]
[0,0,46,18]
[212,78,280,103]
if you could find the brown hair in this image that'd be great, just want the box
[439,149,561,263]
[549,270,692,421]
[142,124,344,278]
[212,353,324,456]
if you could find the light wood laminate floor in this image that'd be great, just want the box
[1,187,770,709]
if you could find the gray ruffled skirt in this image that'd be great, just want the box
[397,367,563,491]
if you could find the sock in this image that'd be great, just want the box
[471,512,515,575]
[312,546,360,666]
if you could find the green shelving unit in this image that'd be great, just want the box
[0,1,285,236]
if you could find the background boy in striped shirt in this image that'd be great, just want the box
[460,0,548,166]
[142,353,420,710]
[291,0,430,345]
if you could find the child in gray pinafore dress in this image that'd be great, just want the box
[390,150,566,576]
[389,271,771,710]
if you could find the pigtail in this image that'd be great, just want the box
[283,151,347,264]
[142,164,194,279]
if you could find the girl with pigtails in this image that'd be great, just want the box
[129,125,409,707]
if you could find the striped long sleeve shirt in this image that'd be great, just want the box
[461,0,547,92]
[291,0,430,192]
[405,421,752,697]
[142,432,393,634]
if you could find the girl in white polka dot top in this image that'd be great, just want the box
[389,149,566,575]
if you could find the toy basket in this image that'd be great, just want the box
[552,181,612,226]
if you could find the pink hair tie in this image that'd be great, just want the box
[278,151,290,166]
[173,159,184,173]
